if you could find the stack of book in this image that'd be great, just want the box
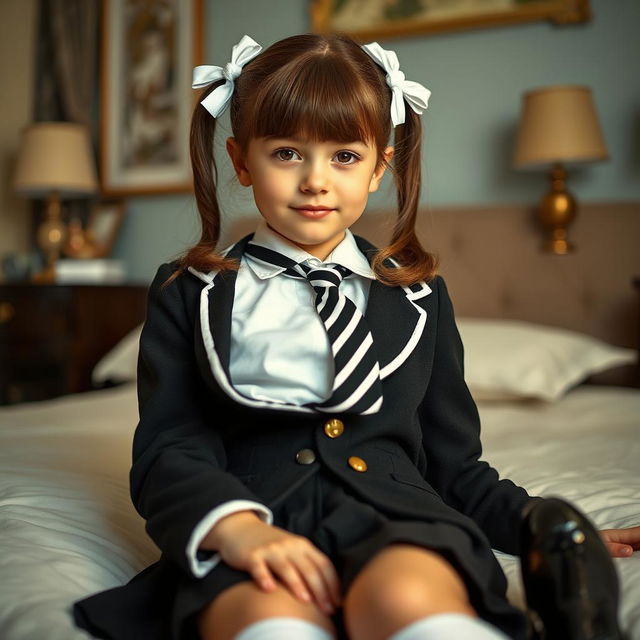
[54,259,126,284]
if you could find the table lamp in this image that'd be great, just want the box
[13,122,98,281]
[513,85,609,254]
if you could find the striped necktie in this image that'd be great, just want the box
[245,243,383,415]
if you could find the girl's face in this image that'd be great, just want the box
[227,136,393,260]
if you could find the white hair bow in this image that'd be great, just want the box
[192,35,262,118]
[361,42,431,127]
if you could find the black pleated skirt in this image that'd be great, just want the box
[73,468,529,640]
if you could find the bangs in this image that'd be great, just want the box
[244,54,386,146]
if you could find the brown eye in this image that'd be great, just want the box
[275,148,298,161]
[335,151,358,164]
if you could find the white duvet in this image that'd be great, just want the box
[0,384,638,639]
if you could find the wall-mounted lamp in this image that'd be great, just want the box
[513,85,609,254]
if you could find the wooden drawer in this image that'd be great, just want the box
[0,286,71,340]
[0,283,148,405]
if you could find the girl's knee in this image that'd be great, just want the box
[344,545,476,638]
[197,582,335,640]
[350,570,471,618]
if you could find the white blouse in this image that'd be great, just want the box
[230,220,374,405]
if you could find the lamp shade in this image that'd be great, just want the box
[14,122,98,198]
[513,85,609,169]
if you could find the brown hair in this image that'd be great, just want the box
[178,33,437,286]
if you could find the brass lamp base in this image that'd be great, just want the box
[537,163,577,255]
[32,191,67,283]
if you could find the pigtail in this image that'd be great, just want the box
[164,85,239,286]
[372,109,439,287]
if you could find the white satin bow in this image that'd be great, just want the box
[361,42,431,127]
[192,35,262,118]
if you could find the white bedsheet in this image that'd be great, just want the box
[480,386,640,638]
[0,385,158,640]
[0,384,638,639]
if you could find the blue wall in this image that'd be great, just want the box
[115,0,640,282]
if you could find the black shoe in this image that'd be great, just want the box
[520,497,624,640]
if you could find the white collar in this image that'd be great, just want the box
[245,220,375,281]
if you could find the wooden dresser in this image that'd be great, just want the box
[0,283,148,405]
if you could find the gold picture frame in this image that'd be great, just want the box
[100,0,203,196]
[310,0,591,42]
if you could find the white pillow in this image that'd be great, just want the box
[92,324,142,384]
[456,318,636,402]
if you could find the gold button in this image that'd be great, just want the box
[324,418,344,438]
[348,456,367,472]
[295,448,316,465]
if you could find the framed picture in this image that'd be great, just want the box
[100,0,204,196]
[86,200,127,258]
[310,0,591,42]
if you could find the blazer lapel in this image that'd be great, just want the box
[190,233,320,415]
[207,234,253,376]
[208,270,236,376]
[354,235,432,379]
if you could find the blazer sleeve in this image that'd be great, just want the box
[418,276,540,555]
[130,264,271,576]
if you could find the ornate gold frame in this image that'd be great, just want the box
[310,0,591,42]
[100,0,204,197]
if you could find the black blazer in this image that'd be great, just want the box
[131,234,535,578]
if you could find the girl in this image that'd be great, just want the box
[74,33,639,640]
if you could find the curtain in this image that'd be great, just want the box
[36,0,99,134]
[34,0,100,225]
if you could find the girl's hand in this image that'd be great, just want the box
[201,511,341,615]
[600,526,640,557]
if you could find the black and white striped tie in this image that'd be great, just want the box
[245,244,383,415]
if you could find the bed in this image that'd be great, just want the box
[1,203,639,639]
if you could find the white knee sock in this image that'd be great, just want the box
[233,616,333,640]
[388,613,509,640]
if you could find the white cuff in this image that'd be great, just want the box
[186,500,273,578]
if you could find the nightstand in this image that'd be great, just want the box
[0,283,148,405]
